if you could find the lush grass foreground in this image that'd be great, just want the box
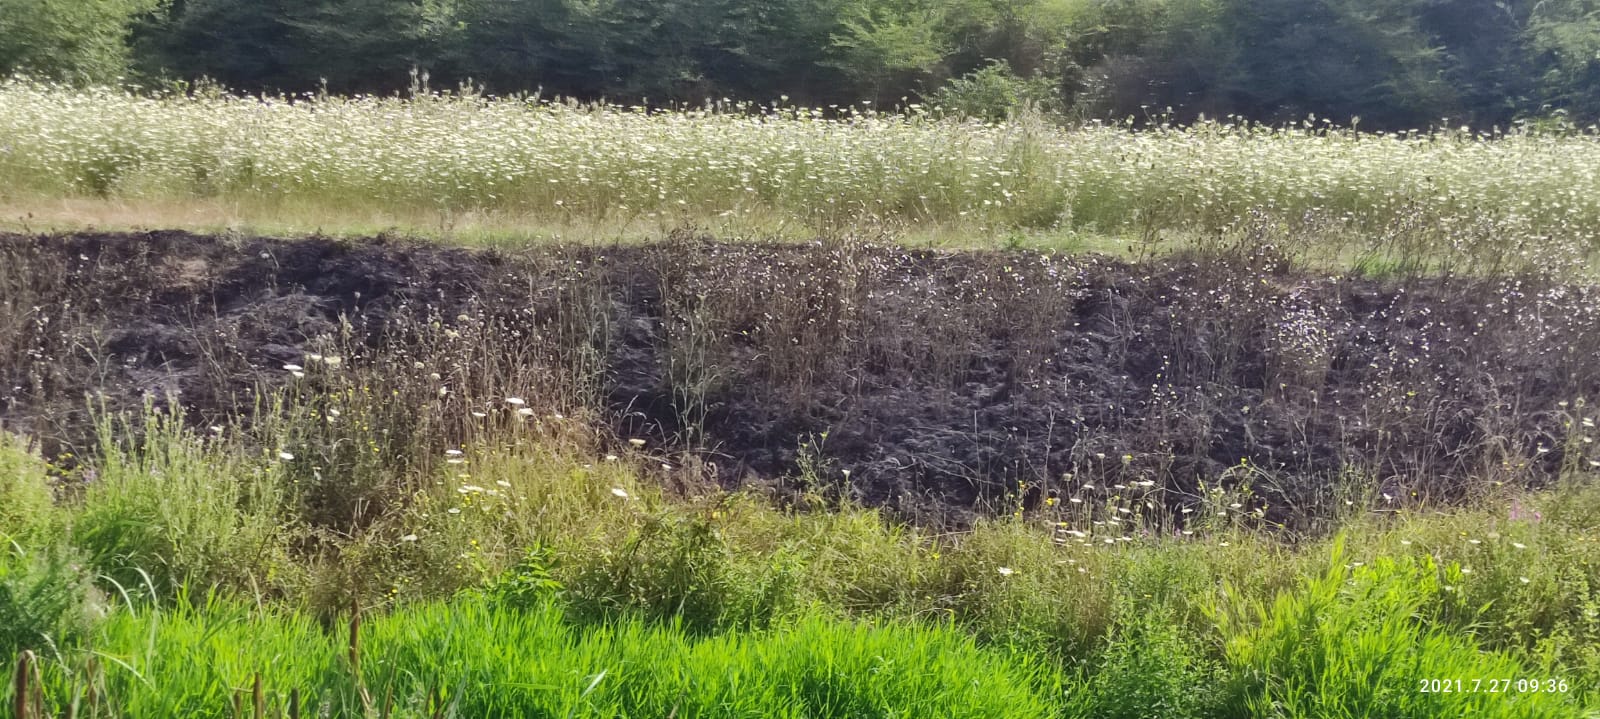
[3,408,1600,717]
[4,80,1600,256]
[5,573,1589,719]
[18,598,1060,718]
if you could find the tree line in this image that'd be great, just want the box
[2,0,1598,129]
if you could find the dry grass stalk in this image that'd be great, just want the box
[13,651,33,719]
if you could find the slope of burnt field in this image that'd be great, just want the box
[3,231,1597,527]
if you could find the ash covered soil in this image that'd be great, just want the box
[3,231,1597,527]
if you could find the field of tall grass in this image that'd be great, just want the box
[3,79,1600,261]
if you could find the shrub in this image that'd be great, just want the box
[485,543,565,609]
[928,60,1062,122]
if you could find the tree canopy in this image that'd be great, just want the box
[2,0,1598,129]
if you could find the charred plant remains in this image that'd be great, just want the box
[3,229,1597,531]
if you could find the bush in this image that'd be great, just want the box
[928,60,1062,122]
[0,0,160,83]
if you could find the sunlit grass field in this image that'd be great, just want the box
[3,79,1600,258]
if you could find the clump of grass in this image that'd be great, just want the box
[71,402,298,599]
[0,543,98,661]
[0,433,98,668]
[1209,539,1585,718]
[32,592,340,718]
[0,432,57,543]
[1067,603,1224,719]
[1346,482,1600,697]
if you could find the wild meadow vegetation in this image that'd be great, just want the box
[1,24,1600,715]
[4,79,1600,268]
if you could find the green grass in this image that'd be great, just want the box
[70,407,297,599]
[8,546,1591,718]
[22,596,1062,718]
[0,431,56,543]
[4,404,1600,716]
[1212,541,1580,718]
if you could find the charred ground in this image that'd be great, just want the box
[3,231,1597,528]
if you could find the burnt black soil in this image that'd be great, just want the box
[4,231,1598,527]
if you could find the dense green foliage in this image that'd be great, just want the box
[2,0,1599,128]
[0,0,160,83]
[0,433,56,543]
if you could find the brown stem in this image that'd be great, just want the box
[14,651,35,719]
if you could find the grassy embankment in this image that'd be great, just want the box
[4,412,1599,717]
